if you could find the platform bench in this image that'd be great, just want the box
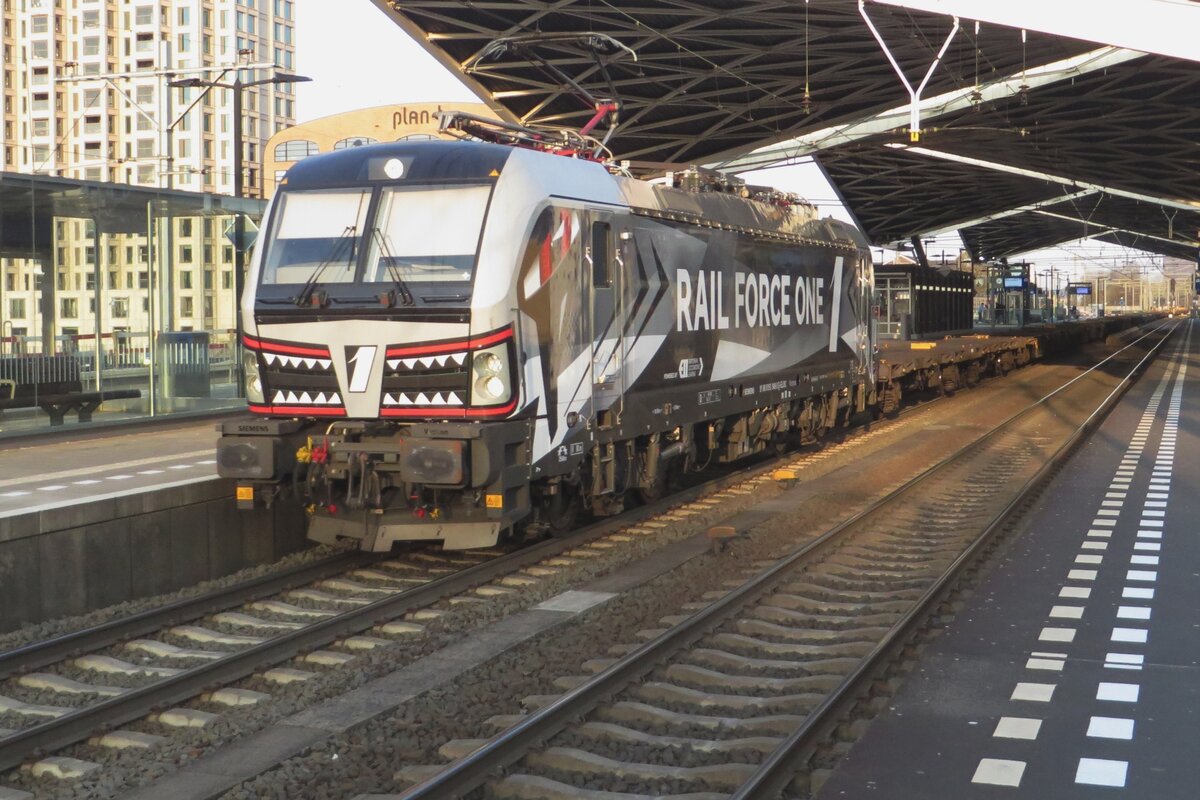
[0,355,140,426]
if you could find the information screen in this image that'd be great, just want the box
[1003,277,1024,289]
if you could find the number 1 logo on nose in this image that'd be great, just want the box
[346,345,377,393]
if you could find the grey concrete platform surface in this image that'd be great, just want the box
[0,421,222,519]
[0,419,307,631]
[817,319,1198,798]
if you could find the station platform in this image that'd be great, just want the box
[0,417,306,632]
[0,421,220,520]
[817,319,1197,798]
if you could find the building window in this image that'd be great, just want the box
[180,246,193,265]
[32,118,49,136]
[112,298,129,318]
[31,41,50,59]
[180,270,193,288]
[82,10,100,29]
[135,6,153,25]
[333,137,378,150]
[180,296,194,317]
[9,298,25,319]
[83,36,101,56]
[273,139,319,162]
[60,298,78,319]
[31,15,49,34]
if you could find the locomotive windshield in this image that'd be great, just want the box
[260,189,371,286]
[363,186,489,284]
[257,183,492,306]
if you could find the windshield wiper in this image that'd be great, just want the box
[294,225,357,307]
[421,294,471,303]
[370,228,415,307]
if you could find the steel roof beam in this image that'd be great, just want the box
[888,143,1200,214]
[911,189,1098,240]
[870,0,1200,65]
[1032,209,1200,249]
[714,47,1144,171]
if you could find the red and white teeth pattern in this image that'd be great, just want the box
[262,352,333,370]
[385,351,468,372]
[271,389,343,406]
[382,390,464,408]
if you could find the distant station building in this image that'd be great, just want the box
[262,102,497,198]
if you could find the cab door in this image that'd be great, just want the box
[589,216,624,427]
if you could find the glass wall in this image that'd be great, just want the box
[0,174,265,434]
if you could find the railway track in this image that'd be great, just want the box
[390,322,1177,800]
[0,378,950,784]
[0,325,1158,793]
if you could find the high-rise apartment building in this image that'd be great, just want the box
[3,0,296,194]
[0,0,296,353]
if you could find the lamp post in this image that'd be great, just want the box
[168,71,310,395]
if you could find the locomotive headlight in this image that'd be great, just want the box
[473,351,504,377]
[470,345,511,406]
[243,351,265,403]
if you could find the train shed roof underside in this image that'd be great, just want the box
[374,0,1200,261]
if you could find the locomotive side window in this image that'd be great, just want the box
[260,189,370,285]
[521,207,583,299]
[365,185,491,283]
[591,222,611,288]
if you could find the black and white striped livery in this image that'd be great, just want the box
[219,140,874,550]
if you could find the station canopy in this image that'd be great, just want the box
[374,0,1200,262]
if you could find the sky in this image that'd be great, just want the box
[295,2,476,120]
[292,2,1177,282]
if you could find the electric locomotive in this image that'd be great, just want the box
[217,135,875,551]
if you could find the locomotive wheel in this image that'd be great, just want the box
[543,486,581,536]
[636,461,672,505]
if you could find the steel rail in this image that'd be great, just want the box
[0,550,377,682]
[0,439,833,773]
[0,322,1141,773]
[732,319,1179,798]
[732,317,1179,799]
[396,321,1178,800]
